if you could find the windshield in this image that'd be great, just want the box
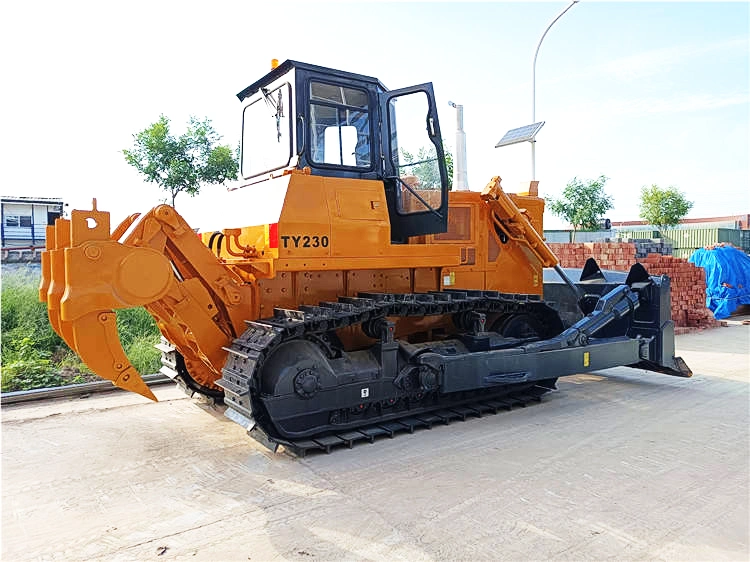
[309,81,371,169]
[241,83,292,179]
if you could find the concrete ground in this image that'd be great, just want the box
[2,322,748,562]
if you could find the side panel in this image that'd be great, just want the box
[274,174,461,269]
[346,269,412,295]
[421,190,548,296]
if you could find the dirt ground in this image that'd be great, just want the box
[2,321,748,561]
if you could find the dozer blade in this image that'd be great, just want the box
[69,310,157,401]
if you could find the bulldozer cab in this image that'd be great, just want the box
[236,60,449,242]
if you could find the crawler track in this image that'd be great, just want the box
[261,384,551,456]
[216,290,563,455]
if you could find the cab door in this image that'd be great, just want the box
[379,83,449,242]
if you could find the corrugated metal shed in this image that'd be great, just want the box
[571,230,614,243]
[661,228,741,250]
[615,230,661,240]
[672,248,697,259]
[543,230,571,243]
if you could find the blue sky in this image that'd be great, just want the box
[1,1,747,230]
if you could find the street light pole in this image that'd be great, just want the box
[531,0,578,180]
[448,101,469,191]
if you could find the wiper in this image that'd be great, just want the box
[261,88,284,142]
[400,157,437,168]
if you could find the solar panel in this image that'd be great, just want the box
[494,122,545,148]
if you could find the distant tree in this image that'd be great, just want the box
[548,175,614,241]
[638,184,693,231]
[123,115,238,208]
[445,149,454,191]
[401,142,454,190]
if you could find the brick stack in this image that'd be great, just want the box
[638,253,720,333]
[627,238,673,258]
[547,242,636,270]
[546,242,719,332]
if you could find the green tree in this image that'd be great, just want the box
[123,115,238,208]
[548,175,614,241]
[638,184,693,231]
[445,149,454,191]
[401,143,454,190]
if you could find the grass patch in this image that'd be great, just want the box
[122,333,162,375]
[1,267,62,366]
[1,267,161,392]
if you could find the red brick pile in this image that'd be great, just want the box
[546,242,718,332]
[547,242,636,270]
[638,253,720,333]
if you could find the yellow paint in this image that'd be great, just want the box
[583,352,590,367]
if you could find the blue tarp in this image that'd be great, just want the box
[689,246,750,319]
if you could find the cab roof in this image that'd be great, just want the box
[236,60,388,102]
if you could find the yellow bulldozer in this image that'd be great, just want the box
[41,60,690,455]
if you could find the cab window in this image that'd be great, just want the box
[241,83,292,179]
[309,81,371,168]
[387,90,443,214]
